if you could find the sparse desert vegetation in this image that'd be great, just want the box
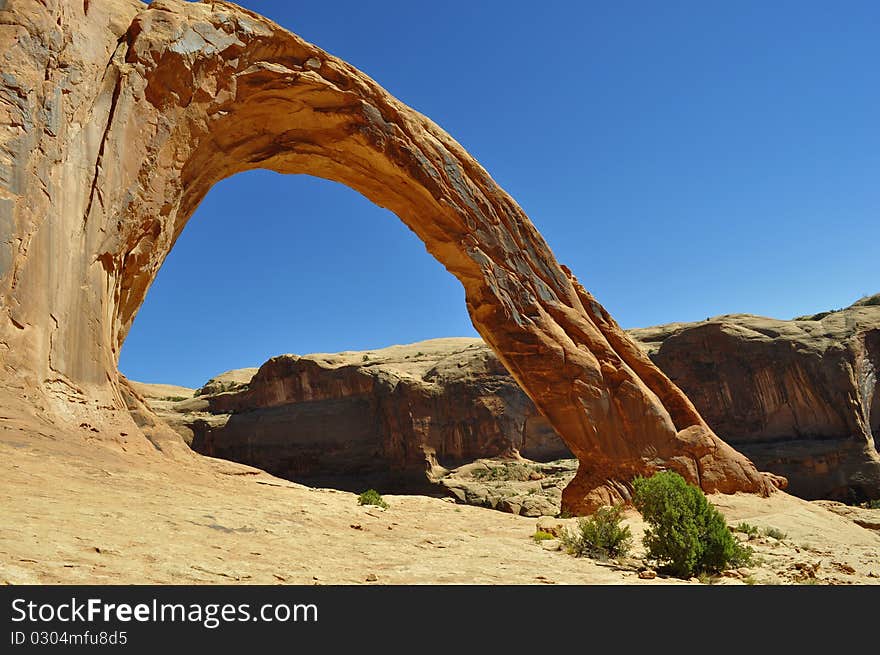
[763,526,787,540]
[558,505,632,560]
[357,489,389,509]
[735,522,760,538]
[632,471,753,578]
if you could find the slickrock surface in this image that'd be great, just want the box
[1,423,876,585]
[0,0,779,511]
[436,458,577,517]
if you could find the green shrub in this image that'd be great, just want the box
[735,522,759,538]
[533,530,555,543]
[357,489,388,509]
[864,499,880,510]
[763,526,787,540]
[632,471,751,578]
[558,505,632,560]
[733,546,754,568]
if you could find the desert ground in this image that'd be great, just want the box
[2,410,877,586]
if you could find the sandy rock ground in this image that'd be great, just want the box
[436,458,576,517]
[1,417,877,585]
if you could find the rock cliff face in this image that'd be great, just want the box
[0,0,779,512]
[631,296,880,501]
[150,297,879,503]
[175,339,566,491]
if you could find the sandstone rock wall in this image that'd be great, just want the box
[183,339,565,490]
[156,298,880,502]
[632,297,880,501]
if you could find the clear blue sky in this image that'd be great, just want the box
[121,0,880,388]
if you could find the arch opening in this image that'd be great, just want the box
[119,169,479,389]
[122,170,559,496]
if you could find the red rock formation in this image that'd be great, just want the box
[178,339,566,489]
[0,0,782,512]
[631,298,880,501]
[151,298,878,503]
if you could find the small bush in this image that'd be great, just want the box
[357,489,388,509]
[533,530,555,543]
[864,499,880,510]
[558,505,632,560]
[735,522,759,538]
[632,471,752,578]
[731,544,753,567]
[763,526,787,540]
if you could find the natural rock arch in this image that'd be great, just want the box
[0,0,783,512]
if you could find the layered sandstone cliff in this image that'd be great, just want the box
[145,297,879,503]
[631,295,880,501]
[149,339,564,492]
[0,0,779,513]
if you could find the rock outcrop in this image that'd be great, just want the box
[159,339,566,492]
[149,296,879,503]
[436,458,577,517]
[0,0,779,513]
[631,296,880,501]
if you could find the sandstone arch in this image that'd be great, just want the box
[0,0,784,512]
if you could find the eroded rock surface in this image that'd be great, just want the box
[631,296,880,501]
[0,0,779,512]
[149,339,565,493]
[147,297,879,504]
[437,458,577,517]
[4,428,876,585]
